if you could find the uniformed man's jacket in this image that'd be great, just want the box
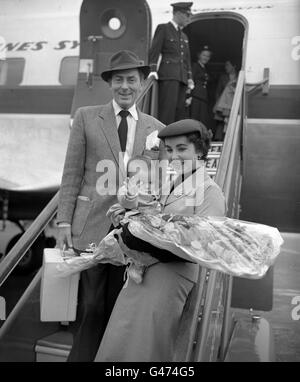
[191,62,209,102]
[149,22,192,84]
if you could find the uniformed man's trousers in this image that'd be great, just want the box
[158,80,187,125]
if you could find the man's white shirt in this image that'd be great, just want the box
[112,99,138,168]
[170,19,180,31]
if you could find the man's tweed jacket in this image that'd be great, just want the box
[57,102,164,250]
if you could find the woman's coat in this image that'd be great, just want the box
[94,166,226,362]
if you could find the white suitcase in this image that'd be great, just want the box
[40,248,79,322]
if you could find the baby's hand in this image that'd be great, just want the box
[125,176,141,197]
[106,203,126,226]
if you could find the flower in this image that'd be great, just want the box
[145,130,160,151]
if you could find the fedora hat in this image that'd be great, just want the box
[101,50,150,82]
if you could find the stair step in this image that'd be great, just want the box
[35,331,73,362]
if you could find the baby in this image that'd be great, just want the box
[119,154,160,208]
[107,154,161,283]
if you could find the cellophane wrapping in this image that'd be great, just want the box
[125,212,284,279]
[56,211,283,280]
[55,231,128,277]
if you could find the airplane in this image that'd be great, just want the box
[0,0,82,271]
[1,0,299,274]
[0,0,299,361]
[0,0,299,265]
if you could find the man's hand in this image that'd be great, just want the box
[187,78,194,90]
[57,225,73,250]
[185,96,192,107]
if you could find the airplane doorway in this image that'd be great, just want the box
[184,14,246,138]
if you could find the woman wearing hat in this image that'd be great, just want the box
[94,119,225,362]
[213,59,238,140]
[188,46,212,132]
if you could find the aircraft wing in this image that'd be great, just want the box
[0,178,60,193]
[0,114,70,193]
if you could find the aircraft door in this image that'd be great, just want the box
[184,14,274,312]
[71,0,151,116]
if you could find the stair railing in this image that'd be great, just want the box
[173,70,245,361]
[0,74,158,290]
[246,67,270,95]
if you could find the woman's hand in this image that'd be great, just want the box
[115,228,158,267]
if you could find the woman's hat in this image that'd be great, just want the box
[101,50,151,82]
[158,119,208,139]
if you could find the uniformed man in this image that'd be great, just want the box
[149,2,194,125]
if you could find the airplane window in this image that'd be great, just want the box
[109,17,121,31]
[59,56,79,86]
[100,9,126,39]
[0,57,25,86]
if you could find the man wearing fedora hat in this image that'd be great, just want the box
[149,2,194,125]
[57,50,164,362]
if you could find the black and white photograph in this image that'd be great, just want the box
[0,0,299,366]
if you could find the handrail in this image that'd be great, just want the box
[192,71,245,361]
[137,74,157,108]
[246,67,270,95]
[0,269,42,340]
[215,70,245,188]
[217,70,245,361]
[193,270,218,361]
[173,267,208,361]
[173,71,245,362]
[0,193,58,287]
[0,74,158,288]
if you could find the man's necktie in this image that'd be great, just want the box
[178,27,182,40]
[118,109,129,152]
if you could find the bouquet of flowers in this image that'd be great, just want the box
[55,211,283,280]
[125,212,284,279]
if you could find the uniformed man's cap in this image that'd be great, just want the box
[158,119,208,139]
[171,2,193,13]
[200,45,212,52]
